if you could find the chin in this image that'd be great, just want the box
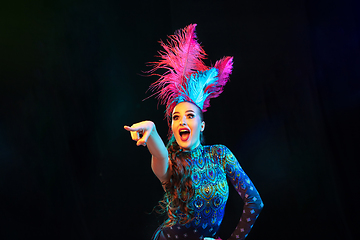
[175,139,189,150]
[174,134,199,151]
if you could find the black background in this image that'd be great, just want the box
[1,0,359,239]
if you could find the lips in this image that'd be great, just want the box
[179,128,190,141]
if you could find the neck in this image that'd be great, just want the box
[181,141,201,152]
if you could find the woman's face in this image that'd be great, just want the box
[171,102,205,151]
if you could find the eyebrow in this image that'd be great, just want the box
[173,110,195,115]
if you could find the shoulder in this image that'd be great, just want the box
[202,144,231,158]
[204,144,230,152]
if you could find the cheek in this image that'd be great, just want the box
[191,122,201,134]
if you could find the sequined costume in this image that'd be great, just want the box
[152,144,263,240]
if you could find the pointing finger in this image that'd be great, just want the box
[124,125,140,132]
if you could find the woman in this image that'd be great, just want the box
[124,24,263,240]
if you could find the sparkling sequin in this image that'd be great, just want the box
[153,145,263,240]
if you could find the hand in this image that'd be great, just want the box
[124,121,155,147]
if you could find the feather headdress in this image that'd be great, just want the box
[147,24,233,125]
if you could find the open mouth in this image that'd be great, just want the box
[179,129,190,141]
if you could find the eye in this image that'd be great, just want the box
[172,115,179,120]
[187,113,195,119]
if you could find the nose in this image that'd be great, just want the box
[180,116,187,125]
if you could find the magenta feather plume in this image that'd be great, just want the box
[147,24,208,117]
[146,24,233,130]
[202,56,234,111]
[147,24,209,117]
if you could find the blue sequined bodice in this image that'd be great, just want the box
[186,145,229,233]
[161,145,229,239]
[157,144,263,240]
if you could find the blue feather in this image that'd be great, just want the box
[187,68,218,109]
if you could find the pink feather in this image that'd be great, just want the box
[202,56,233,111]
[147,24,208,118]
[146,24,233,135]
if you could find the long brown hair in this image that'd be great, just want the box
[158,102,204,227]
[157,137,195,227]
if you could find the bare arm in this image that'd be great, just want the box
[124,121,171,183]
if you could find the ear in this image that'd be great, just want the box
[200,121,205,132]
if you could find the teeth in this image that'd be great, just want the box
[179,129,190,138]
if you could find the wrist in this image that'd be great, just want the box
[148,121,156,137]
